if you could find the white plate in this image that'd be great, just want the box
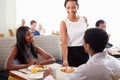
[28,65,46,72]
[28,65,36,70]
[28,72,43,80]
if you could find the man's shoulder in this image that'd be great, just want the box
[77,64,88,71]
[107,54,120,63]
[34,30,40,34]
[34,30,39,32]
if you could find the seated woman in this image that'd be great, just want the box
[4,26,55,71]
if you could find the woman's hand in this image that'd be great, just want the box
[62,61,68,67]
[27,59,38,67]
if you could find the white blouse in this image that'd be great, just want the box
[64,16,87,47]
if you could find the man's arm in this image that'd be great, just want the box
[69,64,87,80]
[44,64,87,80]
[44,75,54,80]
[43,68,55,80]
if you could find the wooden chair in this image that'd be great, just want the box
[8,29,14,36]
[52,31,60,36]
[0,34,4,37]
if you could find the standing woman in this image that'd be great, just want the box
[60,0,89,67]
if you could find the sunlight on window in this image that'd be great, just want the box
[16,0,66,35]
[16,0,120,46]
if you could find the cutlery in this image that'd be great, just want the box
[18,70,28,74]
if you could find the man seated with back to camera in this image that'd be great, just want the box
[43,28,120,80]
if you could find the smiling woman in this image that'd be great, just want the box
[16,0,120,46]
[4,26,55,71]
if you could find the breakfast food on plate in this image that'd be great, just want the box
[37,65,45,68]
[31,65,46,73]
[112,51,120,55]
[61,67,75,73]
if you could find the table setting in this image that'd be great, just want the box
[9,63,76,80]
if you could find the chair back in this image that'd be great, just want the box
[0,34,4,37]
[8,29,14,36]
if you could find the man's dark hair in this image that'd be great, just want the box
[64,0,78,7]
[84,28,109,53]
[95,19,105,27]
[30,20,37,25]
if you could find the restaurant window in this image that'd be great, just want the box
[16,0,120,46]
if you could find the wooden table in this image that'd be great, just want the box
[9,70,28,80]
[9,63,73,80]
[9,60,120,80]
